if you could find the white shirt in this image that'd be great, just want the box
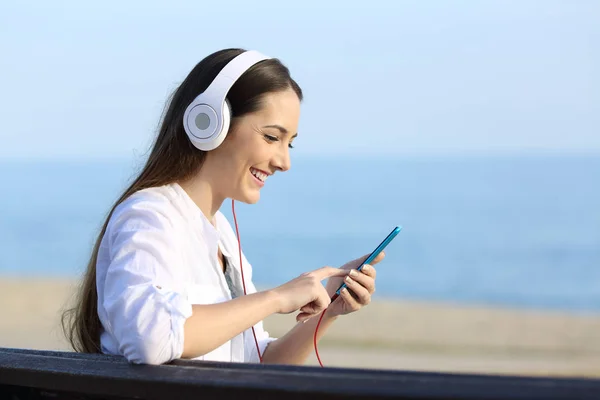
[95,182,276,365]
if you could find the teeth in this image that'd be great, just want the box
[250,168,268,182]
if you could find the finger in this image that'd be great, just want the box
[312,266,351,281]
[360,263,377,280]
[343,275,372,305]
[351,251,385,269]
[297,309,323,324]
[296,312,312,323]
[300,302,323,315]
[296,310,316,321]
[349,268,376,293]
[340,287,361,311]
[312,290,332,312]
[300,286,331,314]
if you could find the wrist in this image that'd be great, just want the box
[323,305,341,321]
[263,288,283,314]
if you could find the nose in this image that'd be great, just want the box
[272,147,291,172]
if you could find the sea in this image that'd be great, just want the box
[1,153,599,313]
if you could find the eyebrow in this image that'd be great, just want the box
[262,124,298,138]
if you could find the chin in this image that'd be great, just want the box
[234,190,260,205]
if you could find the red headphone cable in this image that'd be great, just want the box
[313,293,337,368]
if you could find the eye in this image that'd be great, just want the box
[263,133,294,149]
[263,134,278,143]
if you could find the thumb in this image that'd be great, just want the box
[353,251,385,267]
[370,251,385,265]
[312,266,350,281]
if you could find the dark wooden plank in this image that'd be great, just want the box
[1,347,600,400]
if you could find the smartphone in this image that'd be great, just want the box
[334,226,402,297]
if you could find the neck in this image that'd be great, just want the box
[177,172,225,224]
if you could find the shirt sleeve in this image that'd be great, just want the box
[248,317,278,363]
[100,199,192,365]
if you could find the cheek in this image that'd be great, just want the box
[226,130,255,154]
[219,135,249,163]
[222,131,272,172]
[240,137,271,163]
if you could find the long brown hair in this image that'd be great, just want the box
[61,48,303,353]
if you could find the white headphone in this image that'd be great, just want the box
[183,50,271,151]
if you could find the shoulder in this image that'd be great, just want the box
[107,185,182,237]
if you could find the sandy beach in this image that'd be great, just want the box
[1,277,599,378]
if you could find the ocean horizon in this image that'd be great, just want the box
[1,153,599,313]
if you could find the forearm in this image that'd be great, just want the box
[181,290,279,359]
[261,309,338,365]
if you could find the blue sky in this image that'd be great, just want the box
[0,0,598,159]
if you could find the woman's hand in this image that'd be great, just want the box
[269,266,349,322]
[321,251,384,318]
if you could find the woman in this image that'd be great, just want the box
[62,48,383,366]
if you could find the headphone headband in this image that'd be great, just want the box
[183,50,272,151]
[203,50,270,104]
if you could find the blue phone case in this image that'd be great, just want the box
[335,226,402,296]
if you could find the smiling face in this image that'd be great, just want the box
[202,87,301,204]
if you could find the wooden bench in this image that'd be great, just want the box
[1,347,599,399]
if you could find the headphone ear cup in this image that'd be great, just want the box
[183,99,231,151]
[220,99,232,141]
[183,100,219,150]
